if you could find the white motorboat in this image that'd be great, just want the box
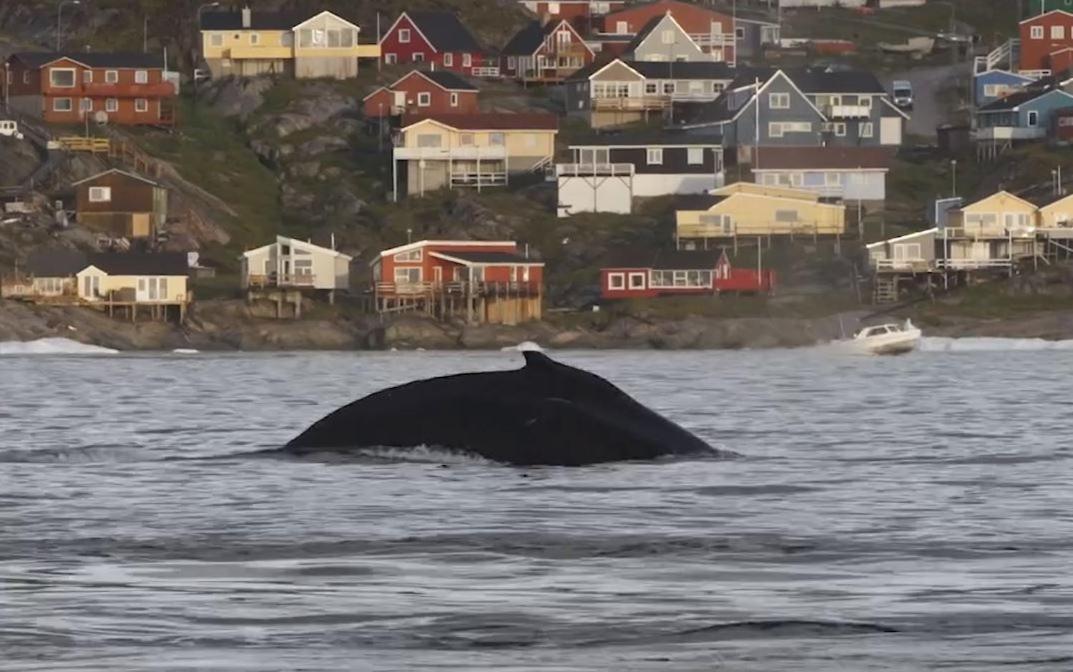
[847,319,921,355]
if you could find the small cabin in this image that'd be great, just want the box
[73,169,167,240]
[600,248,774,299]
[241,235,352,292]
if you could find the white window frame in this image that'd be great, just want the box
[88,186,112,202]
[769,92,790,109]
[443,52,453,67]
[79,98,92,112]
[49,68,76,88]
[628,272,646,289]
[417,92,431,107]
[861,122,874,138]
[394,267,421,283]
[385,52,397,64]
[135,98,149,113]
[833,122,846,137]
[687,147,704,165]
[413,52,425,63]
[393,249,422,262]
[53,97,73,112]
[646,148,663,164]
[1053,25,1065,39]
[399,28,411,43]
[1031,25,1044,39]
[661,29,675,45]
[82,70,92,84]
[507,56,517,70]
[769,122,784,138]
[463,53,472,67]
[489,132,505,146]
[450,92,459,107]
[616,20,628,34]
[1028,110,1039,126]
[106,98,118,113]
[105,70,119,83]
[134,70,148,84]
[608,272,625,290]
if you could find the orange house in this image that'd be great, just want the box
[4,52,177,126]
[371,239,544,324]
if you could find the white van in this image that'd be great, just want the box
[0,120,24,140]
[892,80,913,110]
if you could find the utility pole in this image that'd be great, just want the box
[57,0,81,51]
[144,16,149,53]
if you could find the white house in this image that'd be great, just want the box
[750,146,893,204]
[241,235,352,291]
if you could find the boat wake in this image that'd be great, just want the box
[920,337,1073,352]
[0,337,118,355]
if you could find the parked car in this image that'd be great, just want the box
[0,119,24,140]
[892,80,913,110]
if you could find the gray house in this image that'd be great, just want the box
[624,12,710,63]
[734,17,779,63]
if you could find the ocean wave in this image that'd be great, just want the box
[920,337,1073,352]
[500,340,544,352]
[0,337,118,355]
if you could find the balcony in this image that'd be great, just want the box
[394,145,508,161]
[873,258,934,272]
[43,81,176,97]
[556,162,634,177]
[375,280,542,298]
[972,126,1045,141]
[226,45,294,59]
[246,273,316,289]
[592,95,671,111]
[826,104,871,119]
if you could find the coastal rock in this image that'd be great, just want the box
[207,77,273,121]
[383,316,457,349]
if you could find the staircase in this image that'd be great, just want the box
[974,39,1020,75]
[873,276,898,304]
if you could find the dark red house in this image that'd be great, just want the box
[1020,10,1073,73]
[600,249,774,300]
[500,19,595,83]
[380,11,493,77]
[4,52,177,126]
[362,70,479,119]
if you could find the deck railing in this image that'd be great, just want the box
[591,96,671,111]
[376,280,541,298]
[246,273,316,288]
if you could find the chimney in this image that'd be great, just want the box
[331,232,336,250]
[241,6,251,29]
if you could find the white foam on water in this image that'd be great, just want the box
[0,338,118,355]
[172,348,200,354]
[501,341,544,352]
[342,445,498,466]
[920,337,1073,352]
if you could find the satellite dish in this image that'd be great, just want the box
[94,111,109,125]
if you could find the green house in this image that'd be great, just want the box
[1029,0,1073,16]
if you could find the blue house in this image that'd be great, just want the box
[976,87,1073,142]
[973,69,1036,107]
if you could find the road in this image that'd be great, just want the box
[883,62,969,139]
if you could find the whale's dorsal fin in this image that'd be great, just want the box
[523,350,556,369]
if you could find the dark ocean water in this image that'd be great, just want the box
[2,344,1072,671]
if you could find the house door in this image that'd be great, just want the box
[880,117,901,145]
[137,278,149,302]
[434,266,443,285]
[393,91,405,107]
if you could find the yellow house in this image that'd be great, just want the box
[199,9,379,79]
[948,190,1036,239]
[392,113,559,200]
[1036,192,1073,235]
[676,182,846,241]
[75,252,191,321]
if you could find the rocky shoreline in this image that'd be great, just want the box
[5,298,1073,351]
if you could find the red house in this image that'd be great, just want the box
[600,0,735,63]
[517,0,627,32]
[600,249,774,300]
[1020,10,1073,74]
[380,11,494,77]
[500,19,595,83]
[362,70,479,119]
[4,52,177,126]
[372,240,545,324]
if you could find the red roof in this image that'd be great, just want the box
[401,112,558,130]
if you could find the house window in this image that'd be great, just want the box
[861,122,874,138]
[49,68,76,87]
[450,92,459,107]
[628,272,646,289]
[394,267,421,283]
[105,70,118,83]
[663,82,675,94]
[507,56,517,70]
[79,98,92,112]
[713,82,724,94]
[549,1,561,13]
[413,53,425,62]
[282,32,295,47]
[687,147,704,165]
[769,92,790,109]
[616,20,628,33]
[399,28,411,43]
[833,122,846,136]
[774,209,798,222]
[82,70,92,84]
[646,148,663,164]
[608,272,625,290]
[735,27,745,39]
[1028,110,1039,126]
[645,82,658,95]
[1031,25,1044,39]
[417,134,442,147]
[53,97,73,112]
[210,33,223,47]
[1053,25,1065,39]
[459,133,474,145]
[661,29,675,45]
[894,243,922,260]
[769,122,784,138]
[394,249,422,262]
[135,98,148,112]
[463,53,472,67]
[385,53,397,64]
[417,92,431,107]
[250,32,260,45]
[106,98,118,112]
[490,132,505,145]
[444,53,453,66]
[135,70,148,84]
[89,186,112,202]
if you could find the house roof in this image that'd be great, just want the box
[569,132,723,147]
[978,87,1071,112]
[624,13,689,55]
[605,248,725,270]
[87,252,188,276]
[428,250,544,265]
[10,51,164,69]
[401,112,558,130]
[385,69,478,93]
[71,168,162,188]
[25,247,88,277]
[567,58,734,82]
[751,147,895,171]
[501,21,547,56]
[199,9,304,30]
[674,194,726,210]
[406,11,484,53]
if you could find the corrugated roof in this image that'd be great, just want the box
[198,9,303,30]
[752,147,895,171]
[11,51,165,69]
[88,252,189,276]
[402,112,558,130]
[407,11,484,53]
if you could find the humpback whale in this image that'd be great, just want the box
[285,351,720,466]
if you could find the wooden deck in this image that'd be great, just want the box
[374,281,542,325]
